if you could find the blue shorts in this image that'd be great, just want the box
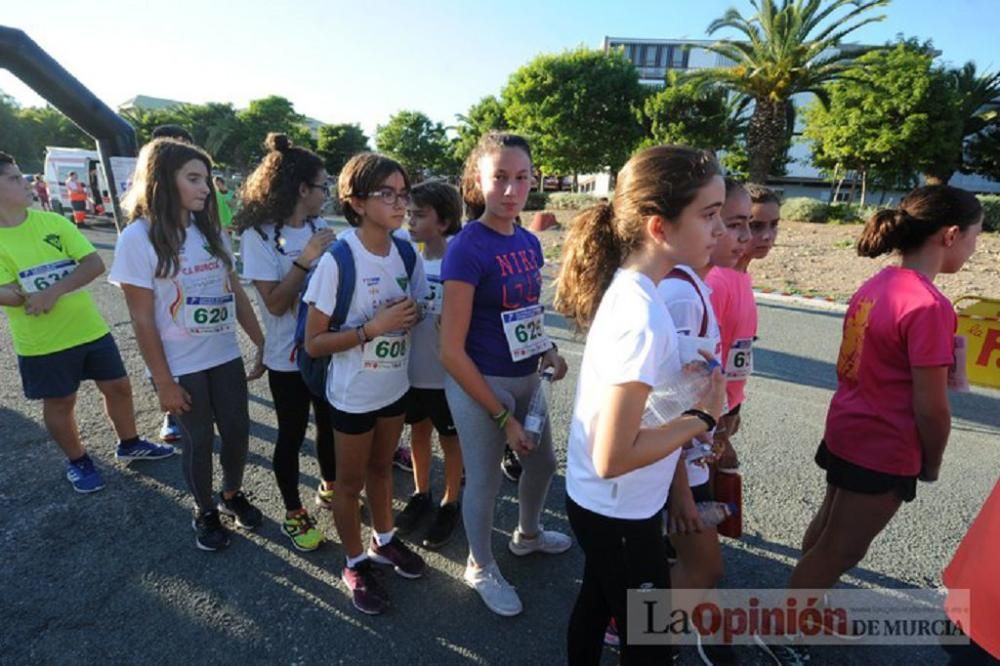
[17,333,127,400]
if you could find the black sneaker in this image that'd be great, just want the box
[192,509,230,551]
[217,491,263,529]
[395,492,432,533]
[423,501,461,549]
[501,446,522,482]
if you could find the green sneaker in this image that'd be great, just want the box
[283,510,324,552]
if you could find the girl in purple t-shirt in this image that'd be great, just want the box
[440,131,570,617]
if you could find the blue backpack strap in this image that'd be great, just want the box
[329,239,355,330]
[391,235,417,283]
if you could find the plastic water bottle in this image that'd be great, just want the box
[524,368,555,447]
[696,501,738,527]
[641,358,721,427]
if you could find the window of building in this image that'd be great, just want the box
[645,45,659,66]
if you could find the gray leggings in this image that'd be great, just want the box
[176,357,249,513]
[444,373,557,567]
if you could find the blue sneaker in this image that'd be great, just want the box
[116,438,175,463]
[159,414,181,443]
[65,457,105,494]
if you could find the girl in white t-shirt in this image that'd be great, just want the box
[553,145,727,665]
[110,138,265,553]
[236,133,337,553]
[303,152,429,616]
[393,180,465,549]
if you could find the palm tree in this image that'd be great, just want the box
[687,0,889,183]
[925,62,1000,184]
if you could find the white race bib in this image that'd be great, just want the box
[183,294,236,336]
[361,333,410,371]
[18,259,77,294]
[725,338,753,381]
[501,304,551,362]
[423,279,443,316]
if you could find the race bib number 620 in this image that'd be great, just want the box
[183,295,236,336]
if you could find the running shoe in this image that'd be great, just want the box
[423,501,460,549]
[282,510,324,552]
[217,491,263,529]
[508,527,572,556]
[394,492,432,533]
[463,558,522,617]
[159,413,181,443]
[500,445,522,482]
[65,456,104,494]
[393,446,413,472]
[192,509,229,551]
[342,560,388,615]
[115,438,175,463]
[367,535,426,578]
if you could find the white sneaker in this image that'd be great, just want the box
[463,559,523,617]
[508,527,572,556]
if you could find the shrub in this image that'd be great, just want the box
[524,191,549,211]
[978,195,1000,232]
[547,192,599,210]
[780,197,828,223]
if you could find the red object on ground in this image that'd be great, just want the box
[713,469,742,538]
[530,212,557,231]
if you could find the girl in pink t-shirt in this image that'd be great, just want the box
[788,185,983,598]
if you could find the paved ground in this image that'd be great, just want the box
[1,221,997,664]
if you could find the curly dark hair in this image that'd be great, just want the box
[234,133,325,254]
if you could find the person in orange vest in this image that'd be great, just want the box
[942,479,1000,664]
[65,171,88,226]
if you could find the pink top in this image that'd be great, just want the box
[824,267,956,476]
[706,267,757,410]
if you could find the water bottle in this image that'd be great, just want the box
[669,502,738,531]
[523,368,555,447]
[641,358,721,428]
[683,442,715,465]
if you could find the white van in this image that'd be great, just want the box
[43,147,111,217]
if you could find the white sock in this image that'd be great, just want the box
[374,529,395,547]
[346,553,367,569]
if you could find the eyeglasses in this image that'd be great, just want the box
[363,188,411,206]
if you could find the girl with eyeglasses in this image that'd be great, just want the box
[303,152,429,615]
[235,133,337,553]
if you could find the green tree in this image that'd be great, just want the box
[503,47,644,182]
[175,103,241,165]
[1,94,92,172]
[925,63,1000,183]
[316,123,369,175]
[453,95,507,165]
[688,0,889,183]
[641,72,744,152]
[965,126,1000,182]
[803,40,962,201]
[233,96,312,169]
[375,110,455,179]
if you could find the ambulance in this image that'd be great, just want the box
[42,147,111,218]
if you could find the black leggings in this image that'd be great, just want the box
[566,497,672,666]
[267,369,336,511]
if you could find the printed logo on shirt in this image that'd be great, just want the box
[363,277,380,286]
[837,297,874,381]
[396,276,409,292]
[495,248,542,309]
[43,234,63,253]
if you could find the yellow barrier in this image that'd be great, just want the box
[954,296,1000,389]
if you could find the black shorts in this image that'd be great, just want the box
[815,441,917,503]
[329,394,407,435]
[17,333,127,399]
[404,387,457,437]
[689,480,715,503]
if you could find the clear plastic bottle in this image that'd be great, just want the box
[523,368,555,446]
[669,501,738,531]
[641,358,720,428]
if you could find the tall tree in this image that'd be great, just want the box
[316,123,369,175]
[965,126,1000,182]
[233,96,312,169]
[503,47,644,180]
[925,63,1000,184]
[453,95,507,166]
[802,40,962,201]
[375,110,455,179]
[175,103,241,165]
[641,72,744,152]
[688,0,889,183]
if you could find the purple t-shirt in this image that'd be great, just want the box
[441,221,547,377]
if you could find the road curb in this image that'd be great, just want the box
[755,290,849,313]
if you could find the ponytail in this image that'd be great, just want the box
[555,202,627,331]
[856,185,982,258]
[856,209,906,258]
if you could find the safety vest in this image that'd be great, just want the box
[67,181,87,202]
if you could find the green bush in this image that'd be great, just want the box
[547,192,599,210]
[978,195,1000,232]
[524,191,549,211]
[780,197,828,223]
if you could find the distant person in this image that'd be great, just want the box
[214,176,234,229]
[110,138,266,552]
[0,151,174,494]
[65,171,88,226]
[88,166,105,216]
[767,186,983,663]
[34,174,50,211]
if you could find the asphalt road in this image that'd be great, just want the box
[1,221,997,665]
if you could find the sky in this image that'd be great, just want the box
[2,0,997,141]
